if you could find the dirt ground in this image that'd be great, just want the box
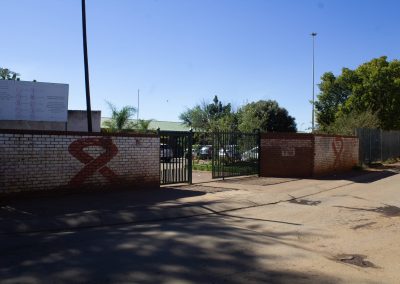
[186,168,400,283]
[1,166,400,283]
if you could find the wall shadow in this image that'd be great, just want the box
[209,168,398,186]
[0,187,205,221]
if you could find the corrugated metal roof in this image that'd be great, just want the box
[101,118,191,131]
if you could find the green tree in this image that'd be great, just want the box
[179,95,236,131]
[342,57,400,129]
[315,69,358,129]
[179,104,207,130]
[102,102,137,132]
[0,68,20,80]
[237,100,296,132]
[315,56,400,131]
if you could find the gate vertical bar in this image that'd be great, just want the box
[188,130,193,184]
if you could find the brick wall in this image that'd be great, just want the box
[260,133,314,177]
[0,130,160,194]
[313,135,359,176]
[260,133,359,177]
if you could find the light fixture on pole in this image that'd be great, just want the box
[311,32,317,133]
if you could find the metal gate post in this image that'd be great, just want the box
[188,129,193,184]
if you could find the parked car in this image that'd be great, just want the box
[241,146,259,161]
[184,147,200,159]
[160,143,173,162]
[219,145,241,160]
[199,145,213,159]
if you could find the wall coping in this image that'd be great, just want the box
[0,128,157,138]
[313,133,358,138]
[261,133,313,138]
[261,132,357,139]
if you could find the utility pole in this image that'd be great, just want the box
[311,32,317,133]
[82,0,92,132]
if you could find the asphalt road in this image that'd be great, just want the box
[1,167,400,283]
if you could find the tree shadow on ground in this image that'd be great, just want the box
[335,204,400,217]
[0,211,343,284]
[315,169,398,184]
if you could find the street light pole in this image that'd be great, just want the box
[311,32,317,133]
[137,89,139,121]
[82,0,92,132]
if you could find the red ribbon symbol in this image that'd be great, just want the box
[68,137,118,186]
[332,137,344,168]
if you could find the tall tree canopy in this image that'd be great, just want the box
[237,100,296,132]
[315,69,357,128]
[179,96,236,131]
[316,56,400,131]
[180,97,296,133]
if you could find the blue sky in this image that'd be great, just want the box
[1,0,399,131]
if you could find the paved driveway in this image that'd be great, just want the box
[1,166,400,283]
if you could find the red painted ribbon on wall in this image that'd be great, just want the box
[332,137,344,168]
[68,137,118,186]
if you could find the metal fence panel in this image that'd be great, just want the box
[212,131,260,179]
[356,128,400,164]
[159,130,192,185]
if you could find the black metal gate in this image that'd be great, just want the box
[212,131,260,179]
[159,130,192,185]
